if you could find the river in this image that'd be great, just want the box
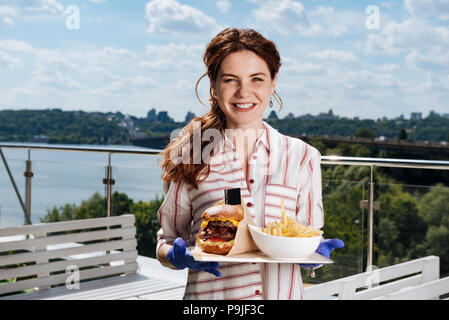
[0,142,164,228]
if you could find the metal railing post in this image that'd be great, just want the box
[103,153,114,218]
[24,149,33,225]
[366,165,375,272]
[103,153,115,254]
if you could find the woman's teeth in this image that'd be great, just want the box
[234,103,255,109]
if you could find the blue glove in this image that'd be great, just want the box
[300,238,345,269]
[167,237,221,277]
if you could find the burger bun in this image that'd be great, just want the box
[198,240,234,255]
[201,204,244,221]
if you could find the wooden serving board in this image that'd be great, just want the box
[191,246,333,264]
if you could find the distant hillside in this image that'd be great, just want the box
[264,116,449,142]
[0,109,129,145]
[1,109,449,145]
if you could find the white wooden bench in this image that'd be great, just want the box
[0,214,186,300]
[373,276,449,300]
[303,256,440,300]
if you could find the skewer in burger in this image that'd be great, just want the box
[196,188,243,255]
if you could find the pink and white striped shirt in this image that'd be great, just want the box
[157,120,324,300]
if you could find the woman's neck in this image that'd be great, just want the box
[224,120,265,152]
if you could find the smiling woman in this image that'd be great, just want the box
[155,27,343,300]
[159,27,283,189]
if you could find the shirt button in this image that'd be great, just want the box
[249,179,254,184]
[255,289,261,295]
[253,155,257,160]
[247,202,253,207]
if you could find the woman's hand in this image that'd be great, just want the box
[300,238,345,269]
[167,237,221,277]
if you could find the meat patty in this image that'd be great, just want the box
[202,220,237,241]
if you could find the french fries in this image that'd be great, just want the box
[262,198,323,238]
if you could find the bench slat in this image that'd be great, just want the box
[0,273,143,300]
[303,256,439,300]
[0,227,135,252]
[47,278,184,300]
[374,276,449,300]
[353,274,422,300]
[0,262,138,295]
[0,238,137,267]
[0,215,135,237]
[0,250,137,281]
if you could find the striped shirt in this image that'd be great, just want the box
[157,120,324,300]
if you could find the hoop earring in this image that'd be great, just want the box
[273,90,283,112]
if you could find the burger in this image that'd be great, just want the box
[196,203,244,255]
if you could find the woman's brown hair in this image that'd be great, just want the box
[158,27,282,189]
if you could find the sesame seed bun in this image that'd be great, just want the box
[201,204,244,221]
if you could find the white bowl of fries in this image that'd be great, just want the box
[248,199,323,260]
[248,224,322,260]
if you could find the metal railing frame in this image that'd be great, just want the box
[1,143,449,271]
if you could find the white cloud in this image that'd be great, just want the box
[246,1,358,37]
[145,0,219,35]
[307,50,359,64]
[249,0,316,36]
[375,63,401,72]
[405,50,449,70]
[141,42,204,71]
[0,5,18,26]
[0,0,64,25]
[365,18,449,56]
[217,0,232,14]
[0,51,21,69]
[145,42,204,59]
[282,57,326,75]
[405,0,449,20]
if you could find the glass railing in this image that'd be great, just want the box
[376,182,449,278]
[1,143,448,283]
[302,179,367,284]
[0,156,26,228]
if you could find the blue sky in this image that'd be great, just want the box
[1,0,448,122]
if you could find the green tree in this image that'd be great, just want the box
[354,128,375,139]
[376,184,426,265]
[398,128,407,140]
[131,196,164,258]
[417,184,449,272]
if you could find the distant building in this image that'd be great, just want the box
[147,108,157,121]
[284,112,295,120]
[297,113,314,120]
[411,112,422,120]
[442,113,449,119]
[157,111,174,123]
[30,135,49,143]
[185,111,196,123]
[124,115,134,134]
[317,109,336,119]
[428,110,440,117]
[267,110,278,119]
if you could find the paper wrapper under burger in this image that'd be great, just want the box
[193,197,258,258]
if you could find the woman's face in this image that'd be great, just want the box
[212,50,277,130]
